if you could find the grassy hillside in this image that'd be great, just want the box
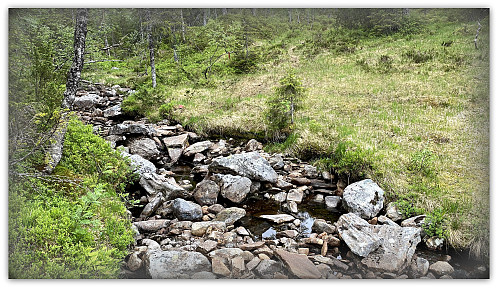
[84,9,489,257]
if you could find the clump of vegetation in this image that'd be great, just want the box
[265,70,305,138]
[403,49,435,63]
[9,118,135,278]
[423,208,449,240]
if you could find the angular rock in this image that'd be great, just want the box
[342,179,385,219]
[246,257,261,271]
[191,221,226,236]
[110,122,149,135]
[103,104,121,118]
[209,152,278,183]
[184,140,213,157]
[139,173,188,200]
[214,174,252,203]
[140,195,164,218]
[211,257,231,277]
[377,215,400,226]
[275,249,321,279]
[425,236,444,250]
[193,179,220,206]
[287,189,304,203]
[254,259,282,279]
[429,261,454,277]
[386,202,403,221]
[239,241,266,251]
[271,191,287,202]
[231,256,246,278]
[410,256,429,277]
[126,153,156,176]
[197,240,218,254]
[146,250,211,279]
[127,252,143,272]
[324,196,341,210]
[269,154,284,170]
[361,224,421,273]
[208,248,244,260]
[259,214,295,224]
[214,207,246,225]
[336,213,382,257]
[163,133,189,148]
[312,219,336,234]
[167,148,184,164]
[313,255,349,271]
[133,219,170,233]
[172,198,203,221]
[193,153,206,164]
[401,215,426,228]
[129,137,160,160]
[275,177,293,191]
[245,139,263,151]
[73,93,102,109]
[207,204,225,214]
[290,177,311,186]
[302,164,318,178]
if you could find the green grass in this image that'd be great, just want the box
[84,15,489,258]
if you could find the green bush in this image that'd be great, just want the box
[423,208,449,240]
[9,118,135,278]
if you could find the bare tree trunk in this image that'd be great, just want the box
[203,8,208,26]
[252,8,257,16]
[180,8,186,42]
[297,9,300,24]
[475,20,482,49]
[288,9,292,23]
[44,8,88,174]
[222,8,227,15]
[146,9,157,88]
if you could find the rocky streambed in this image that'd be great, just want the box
[73,83,489,279]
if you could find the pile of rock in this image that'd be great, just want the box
[71,84,462,279]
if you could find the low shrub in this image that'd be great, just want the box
[9,118,135,278]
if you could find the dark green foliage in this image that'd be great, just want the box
[264,71,305,139]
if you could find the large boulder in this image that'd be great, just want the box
[342,179,385,219]
[214,174,252,203]
[193,179,220,206]
[73,93,102,109]
[337,213,421,274]
[275,249,321,279]
[361,224,421,273]
[209,152,278,183]
[172,198,203,221]
[336,213,382,257]
[145,250,211,279]
[128,137,160,160]
[139,173,188,201]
